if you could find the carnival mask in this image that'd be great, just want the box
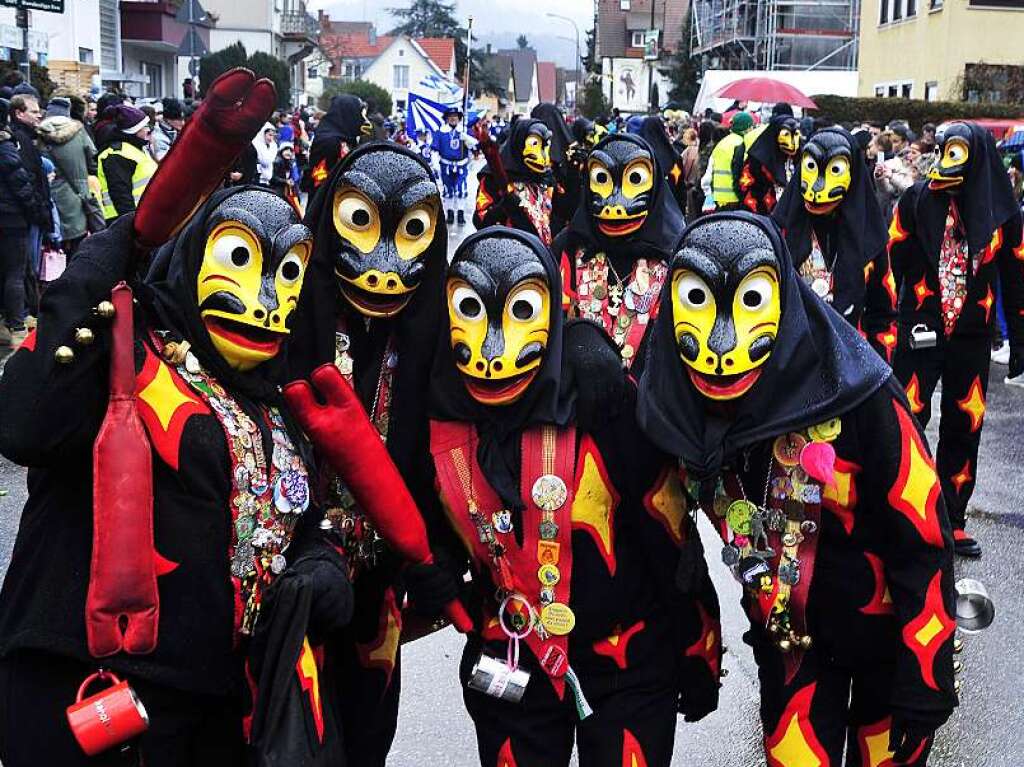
[446,236,550,405]
[671,219,780,400]
[332,148,440,317]
[776,118,800,157]
[522,122,553,174]
[197,190,312,371]
[588,137,655,237]
[800,130,853,215]
[927,121,971,191]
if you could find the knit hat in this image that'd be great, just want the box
[730,111,754,134]
[46,97,71,118]
[105,104,150,135]
[772,102,794,117]
[162,97,183,120]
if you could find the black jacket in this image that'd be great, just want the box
[10,119,51,231]
[99,136,149,219]
[0,129,47,229]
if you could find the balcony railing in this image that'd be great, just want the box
[281,11,318,40]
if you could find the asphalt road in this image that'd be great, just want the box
[1,175,1022,764]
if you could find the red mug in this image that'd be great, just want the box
[66,670,149,756]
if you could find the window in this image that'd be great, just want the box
[393,64,409,89]
[930,0,942,8]
[875,86,885,97]
[907,0,917,14]
[892,0,903,20]
[620,0,630,8]
[901,82,912,98]
[879,0,889,22]
[141,61,162,98]
[630,30,645,47]
[78,47,94,64]
[396,98,406,111]
[925,81,939,101]
[888,85,898,97]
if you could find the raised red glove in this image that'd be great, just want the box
[284,365,472,632]
[133,68,277,249]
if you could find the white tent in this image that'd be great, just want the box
[693,70,859,117]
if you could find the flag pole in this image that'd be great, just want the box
[463,16,473,116]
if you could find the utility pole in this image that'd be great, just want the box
[463,16,473,115]
[547,13,580,109]
[15,5,30,87]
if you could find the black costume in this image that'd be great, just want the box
[739,114,800,215]
[772,127,898,362]
[531,103,579,238]
[0,190,349,765]
[639,213,957,766]
[889,121,1024,554]
[639,116,688,215]
[474,118,555,245]
[301,94,370,194]
[553,133,685,374]
[426,227,720,767]
[289,140,451,767]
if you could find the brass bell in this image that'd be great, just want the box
[94,300,116,319]
[54,345,75,364]
[799,635,813,650]
[74,327,95,346]
[769,622,782,635]
[953,637,964,654]
[954,679,962,695]
[778,638,793,653]
[953,660,963,674]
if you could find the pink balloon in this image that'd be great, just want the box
[800,441,836,486]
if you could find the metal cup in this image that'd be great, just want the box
[467,652,531,704]
[955,578,995,634]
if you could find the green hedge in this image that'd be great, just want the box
[199,43,291,108]
[319,79,392,117]
[807,94,1024,131]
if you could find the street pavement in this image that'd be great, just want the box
[1,175,1023,764]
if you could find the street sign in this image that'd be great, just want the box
[177,27,208,58]
[0,0,64,12]
[174,0,207,24]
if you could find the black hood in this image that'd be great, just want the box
[747,114,800,185]
[771,126,888,312]
[316,94,367,146]
[429,226,574,510]
[567,133,685,265]
[498,117,553,183]
[142,185,311,404]
[639,116,682,185]
[638,211,890,480]
[531,102,573,165]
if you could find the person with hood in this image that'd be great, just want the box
[252,122,278,186]
[420,225,721,767]
[553,133,685,373]
[639,115,689,216]
[889,121,1024,558]
[270,141,301,210]
[772,126,898,361]
[474,117,554,244]
[638,212,958,767]
[738,113,801,214]
[39,95,98,253]
[150,97,185,162]
[301,94,370,193]
[531,102,579,236]
[435,106,478,227]
[96,104,157,222]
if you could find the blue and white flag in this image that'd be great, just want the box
[406,74,487,135]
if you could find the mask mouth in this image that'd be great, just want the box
[523,155,548,173]
[803,199,841,215]
[203,315,286,355]
[927,172,964,190]
[686,367,762,400]
[339,279,415,317]
[596,210,647,237]
[460,368,538,405]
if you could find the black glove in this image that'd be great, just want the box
[1009,346,1024,379]
[404,561,460,617]
[889,713,935,763]
[290,544,353,644]
[562,319,626,433]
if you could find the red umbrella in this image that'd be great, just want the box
[713,78,817,109]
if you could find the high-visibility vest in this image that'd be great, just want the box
[97,141,157,220]
[744,124,767,150]
[711,132,745,205]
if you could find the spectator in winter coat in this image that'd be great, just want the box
[38,96,98,251]
[0,99,49,348]
[96,104,157,222]
[150,97,185,161]
[253,123,278,185]
[10,93,52,319]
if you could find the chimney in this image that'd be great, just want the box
[486,43,492,54]
[369,25,377,45]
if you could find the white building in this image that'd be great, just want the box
[0,0,100,92]
[360,36,454,115]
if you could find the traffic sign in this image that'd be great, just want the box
[0,0,64,12]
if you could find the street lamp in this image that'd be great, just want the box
[546,12,580,109]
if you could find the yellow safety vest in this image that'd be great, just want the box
[710,132,745,206]
[97,142,157,220]
[744,124,767,150]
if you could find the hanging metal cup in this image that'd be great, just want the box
[955,578,995,633]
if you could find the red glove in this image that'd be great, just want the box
[134,68,277,249]
[284,365,472,632]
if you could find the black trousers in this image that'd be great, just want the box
[0,650,246,767]
[892,331,990,529]
[754,643,933,766]
[458,628,678,767]
[0,228,28,329]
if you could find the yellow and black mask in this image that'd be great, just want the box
[670,217,781,400]
[776,117,801,157]
[329,144,441,317]
[800,130,853,215]
[927,121,971,191]
[195,190,312,371]
[445,229,553,406]
[587,135,657,238]
[500,118,552,180]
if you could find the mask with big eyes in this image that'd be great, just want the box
[927,121,971,192]
[588,137,656,237]
[196,190,312,371]
[332,147,440,317]
[776,118,801,157]
[800,130,853,215]
[446,236,551,406]
[671,219,781,400]
[521,122,553,174]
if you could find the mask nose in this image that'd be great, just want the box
[478,324,506,377]
[257,274,280,327]
[706,315,737,375]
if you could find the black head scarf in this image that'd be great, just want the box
[429,226,574,510]
[142,186,311,404]
[771,126,888,314]
[566,133,685,267]
[498,117,554,184]
[915,121,1020,259]
[315,94,367,146]
[638,116,682,183]
[289,141,449,478]
[531,102,573,166]
[747,114,799,185]
[638,212,890,481]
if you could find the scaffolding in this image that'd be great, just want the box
[690,0,860,71]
